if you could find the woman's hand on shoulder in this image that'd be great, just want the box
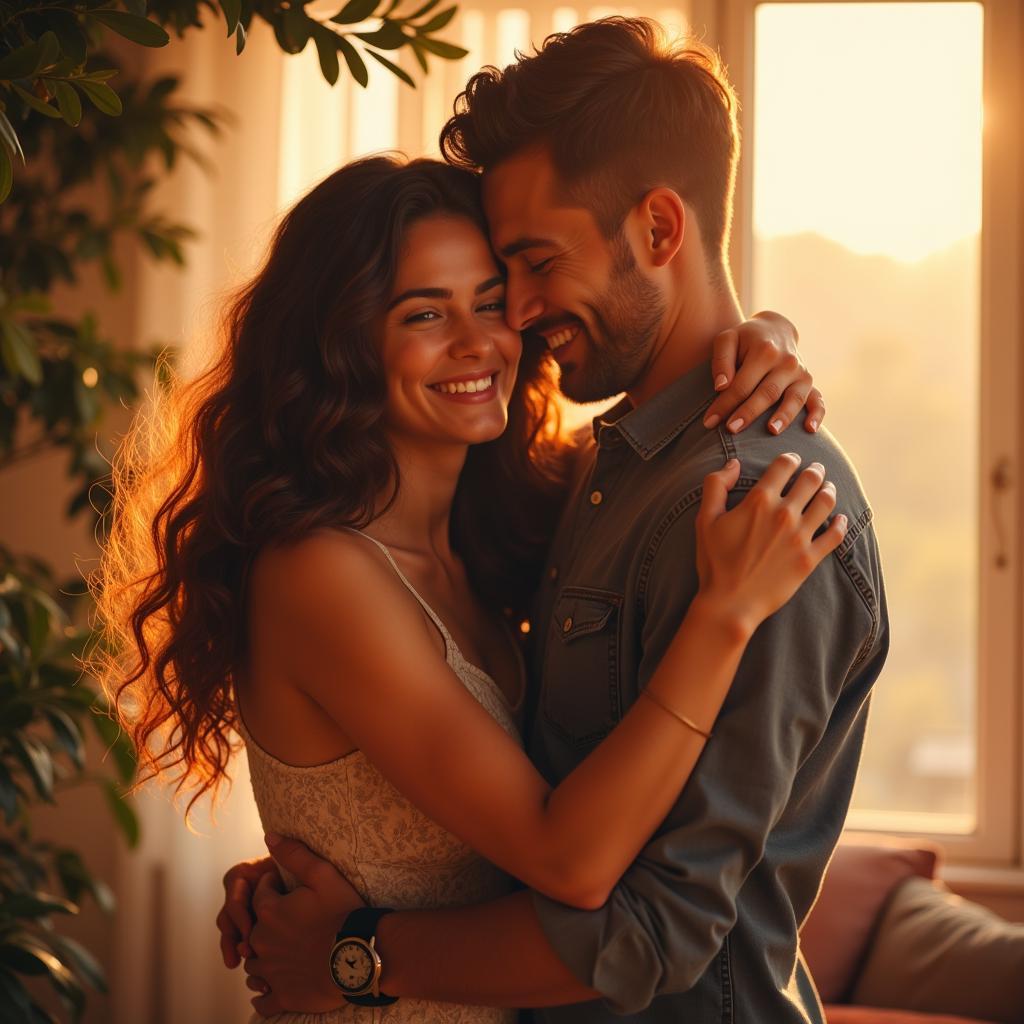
[703,311,826,437]
[694,454,847,637]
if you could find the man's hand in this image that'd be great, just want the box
[704,310,826,435]
[216,856,282,968]
[244,834,366,1017]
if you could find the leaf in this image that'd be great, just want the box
[409,37,429,73]
[312,26,340,86]
[77,80,122,116]
[0,144,10,205]
[50,936,106,994]
[88,10,170,48]
[0,969,34,1023]
[417,7,457,33]
[405,0,443,21]
[46,708,85,770]
[331,0,381,25]
[36,32,60,72]
[235,21,247,55]
[10,736,54,802]
[2,892,76,920]
[102,781,140,848]
[413,35,468,59]
[280,6,312,53]
[11,84,61,119]
[219,0,241,36]
[355,22,407,49]
[50,12,88,66]
[0,38,46,81]
[337,37,369,88]
[0,112,24,164]
[368,50,415,88]
[1,320,43,384]
[52,82,82,128]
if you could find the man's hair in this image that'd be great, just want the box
[440,17,740,267]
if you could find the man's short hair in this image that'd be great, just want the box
[439,17,739,265]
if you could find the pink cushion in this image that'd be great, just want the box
[826,1005,988,1024]
[800,833,941,1002]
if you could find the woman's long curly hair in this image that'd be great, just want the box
[90,156,567,815]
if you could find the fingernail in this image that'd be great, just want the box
[785,452,801,461]
[704,413,720,429]
[810,462,824,475]
[715,374,729,391]
[769,419,783,434]
[265,832,281,848]
[724,458,738,468]
[808,419,819,432]
[727,417,744,433]
[835,514,848,531]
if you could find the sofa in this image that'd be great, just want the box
[799,834,1024,1024]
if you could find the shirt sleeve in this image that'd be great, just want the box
[530,500,887,1014]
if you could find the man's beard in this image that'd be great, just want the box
[559,233,666,404]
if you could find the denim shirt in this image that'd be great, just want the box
[526,361,889,1022]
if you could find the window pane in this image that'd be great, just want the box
[751,2,984,825]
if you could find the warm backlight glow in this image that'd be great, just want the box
[754,2,983,263]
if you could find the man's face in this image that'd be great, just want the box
[482,146,665,404]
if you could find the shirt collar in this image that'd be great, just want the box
[591,362,717,461]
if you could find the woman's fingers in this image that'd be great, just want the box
[783,462,827,511]
[725,358,810,435]
[698,459,741,525]
[703,340,776,429]
[710,327,740,392]
[751,451,803,498]
[799,479,838,534]
[804,389,826,433]
[811,513,848,560]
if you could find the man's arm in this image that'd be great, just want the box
[523,497,886,1013]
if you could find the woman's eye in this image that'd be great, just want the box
[528,257,553,274]
[404,310,440,323]
[478,301,506,313]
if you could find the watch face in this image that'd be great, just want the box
[331,939,375,993]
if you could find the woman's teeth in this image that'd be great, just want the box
[547,326,578,351]
[431,374,494,395]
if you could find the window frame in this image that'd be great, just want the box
[717,0,1024,867]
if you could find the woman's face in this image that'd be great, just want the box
[378,214,521,449]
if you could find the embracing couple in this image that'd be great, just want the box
[99,16,888,1024]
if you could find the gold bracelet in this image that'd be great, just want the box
[639,688,713,741]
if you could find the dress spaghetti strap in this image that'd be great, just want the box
[342,528,456,652]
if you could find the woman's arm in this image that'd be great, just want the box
[271,455,845,910]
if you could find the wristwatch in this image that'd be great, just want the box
[328,906,398,1006]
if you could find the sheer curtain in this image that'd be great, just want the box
[113,4,705,1020]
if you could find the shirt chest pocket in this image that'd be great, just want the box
[543,587,624,750]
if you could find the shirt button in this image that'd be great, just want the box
[548,566,559,581]
[590,490,603,506]
[562,617,573,633]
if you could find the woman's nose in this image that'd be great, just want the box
[447,320,492,358]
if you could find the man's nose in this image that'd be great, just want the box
[505,274,544,332]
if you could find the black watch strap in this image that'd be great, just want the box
[338,907,398,1007]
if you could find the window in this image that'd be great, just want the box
[723,0,1022,863]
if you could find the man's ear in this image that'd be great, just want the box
[634,187,686,269]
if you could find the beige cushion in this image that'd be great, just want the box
[852,876,1024,1023]
[801,837,940,1002]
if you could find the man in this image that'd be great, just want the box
[220,18,887,1021]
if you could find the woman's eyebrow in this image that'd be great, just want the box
[387,287,451,310]
[387,276,504,311]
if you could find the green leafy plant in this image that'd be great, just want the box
[0,549,137,1021]
[1,1,468,201]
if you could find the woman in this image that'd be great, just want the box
[94,156,842,1022]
